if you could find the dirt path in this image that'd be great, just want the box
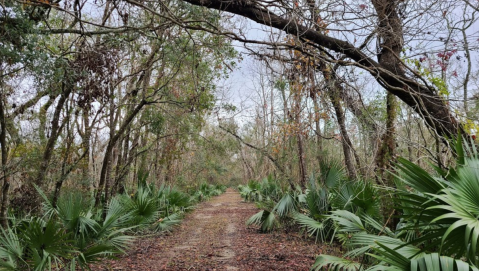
[97,189,330,270]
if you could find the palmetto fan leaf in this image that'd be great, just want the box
[409,253,479,271]
[313,137,479,270]
[273,193,297,217]
[368,242,479,271]
[311,254,362,271]
[347,233,421,259]
[427,158,479,264]
[395,157,446,195]
[292,212,332,243]
[154,213,183,232]
[102,197,132,230]
[329,210,366,233]
[246,210,277,232]
[56,193,98,242]
[259,176,282,202]
[331,180,381,218]
[122,186,160,226]
[305,187,329,219]
[395,155,479,264]
[318,159,345,189]
[20,218,72,270]
[0,227,24,270]
[162,188,192,215]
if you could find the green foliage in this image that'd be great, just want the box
[330,179,382,219]
[238,180,264,202]
[292,213,331,243]
[312,254,361,271]
[0,178,223,270]
[158,186,194,215]
[369,245,479,271]
[404,58,450,97]
[193,183,225,202]
[246,210,278,232]
[318,159,345,189]
[311,134,479,270]
[395,155,479,265]
[260,175,283,202]
[243,142,479,270]
[273,193,297,217]
[0,217,73,270]
[153,213,182,233]
[120,186,160,226]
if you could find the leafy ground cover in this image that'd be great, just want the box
[0,183,225,270]
[92,188,335,270]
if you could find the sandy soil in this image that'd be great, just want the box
[92,188,332,270]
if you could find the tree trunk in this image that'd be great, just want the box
[329,88,357,180]
[317,59,362,178]
[293,89,307,189]
[35,84,72,186]
[375,92,397,184]
[81,105,92,189]
[94,99,147,207]
[52,105,73,208]
[38,96,54,144]
[0,91,10,227]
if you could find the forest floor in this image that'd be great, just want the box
[93,188,337,270]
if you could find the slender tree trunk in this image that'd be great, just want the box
[375,92,397,184]
[375,92,399,228]
[111,136,124,197]
[52,103,73,208]
[306,0,364,177]
[293,91,307,189]
[102,89,117,213]
[329,88,357,180]
[406,108,414,161]
[81,105,92,189]
[0,91,10,227]
[373,0,402,182]
[38,96,54,144]
[35,84,72,186]
[296,133,307,188]
[238,139,253,180]
[103,145,114,211]
[312,94,323,157]
[462,27,472,116]
[94,99,147,207]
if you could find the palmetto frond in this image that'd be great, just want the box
[311,254,362,271]
[368,242,479,271]
[292,212,333,243]
[246,210,277,232]
[273,193,297,217]
[0,227,24,270]
[154,213,183,232]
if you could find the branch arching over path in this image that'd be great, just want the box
[180,0,461,139]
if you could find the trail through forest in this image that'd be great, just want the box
[95,189,330,270]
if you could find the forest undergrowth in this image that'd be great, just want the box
[240,136,479,271]
[0,182,226,270]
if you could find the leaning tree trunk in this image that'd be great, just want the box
[328,88,357,180]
